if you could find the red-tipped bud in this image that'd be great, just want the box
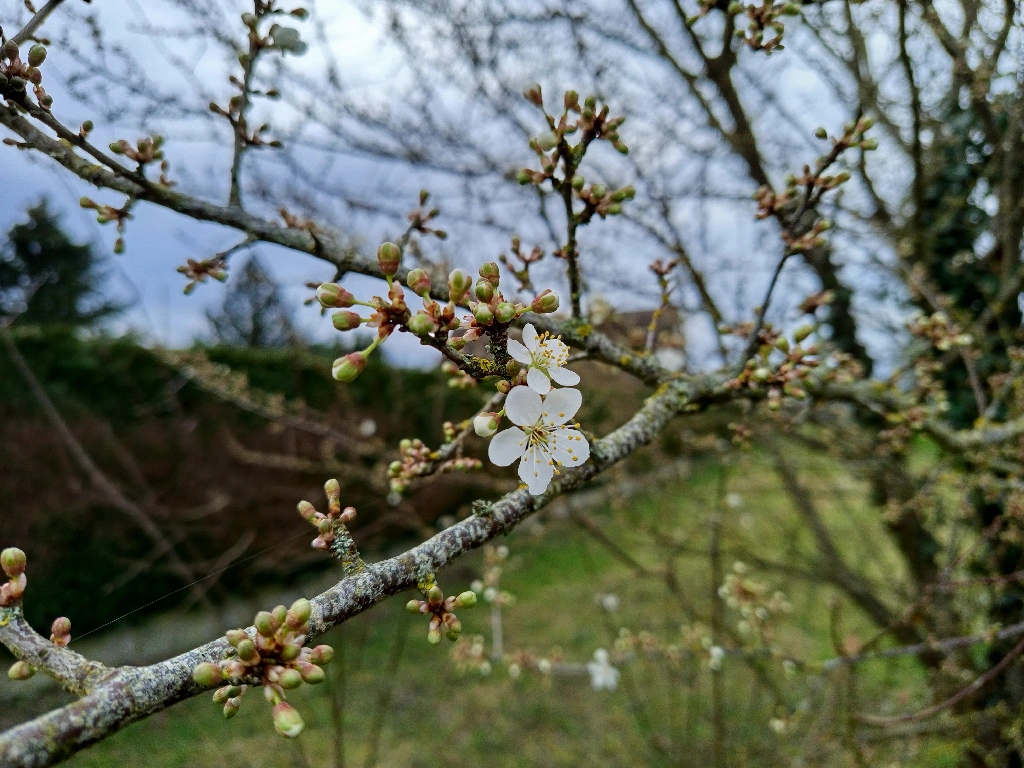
[278,668,303,689]
[331,311,362,332]
[192,662,225,688]
[307,645,334,665]
[316,283,356,308]
[223,699,240,719]
[332,352,367,382]
[376,242,402,277]
[287,598,312,628]
[297,661,326,684]
[272,701,305,738]
[8,661,35,681]
[297,501,317,522]
[1,548,26,578]
[406,268,432,297]
[531,290,559,314]
[50,616,71,645]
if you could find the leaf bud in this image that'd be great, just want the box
[376,241,402,277]
[448,268,472,303]
[531,289,559,314]
[406,268,431,297]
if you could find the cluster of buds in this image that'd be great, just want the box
[727,325,819,408]
[908,311,973,352]
[450,634,494,676]
[499,236,545,291]
[177,256,228,294]
[728,422,754,450]
[108,135,165,166]
[297,479,362,572]
[440,360,477,389]
[718,562,792,644]
[386,437,481,494]
[0,39,51,109]
[192,598,332,738]
[517,87,637,220]
[406,583,478,644]
[405,189,447,239]
[470,544,515,607]
[454,262,557,346]
[79,197,133,254]
[726,2,802,53]
[0,547,26,607]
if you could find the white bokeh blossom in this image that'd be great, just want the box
[507,323,580,395]
[586,648,620,691]
[487,385,590,494]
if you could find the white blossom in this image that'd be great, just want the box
[507,323,580,395]
[487,386,590,494]
[708,645,725,671]
[586,648,620,691]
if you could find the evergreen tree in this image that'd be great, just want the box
[0,202,121,326]
[207,254,299,347]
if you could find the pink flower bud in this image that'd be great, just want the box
[288,598,312,627]
[332,311,362,331]
[296,501,317,522]
[308,645,334,665]
[406,268,432,297]
[297,661,326,684]
[50,616,71,645]
[376,242,402,277]
[332,352,367,382]
[531,289,559,314]
[1,548,26,578]
[223,699,240,719]
[316,283,355,308]
[272,701,305,738]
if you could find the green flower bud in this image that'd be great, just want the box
[332,311,362,331]
[814,127,827,140]
[775,337,789,353]
[223,699,240,719]
[474,278,494,303]
[564,90,578,109]
[317,282,356,308]
[495,302,516,324]
[279,645,302,663]
[236,638,258,662]
[427,628,442,645]
[406,599,422,613]
[408,311,439,336]
[427,585,444,604]
[591,184,607,200]
[192,662,224,688]
[288,598,312,626]
[1,547,26,578]
[752,367,772,382]
[530,289,559,314]
[2,40,19,61]
[448,268,472,303]
[794,324,813,343]
[376,242,402,277]
[517,170,533,185]
[446,618,462,641]
[272,605,288,625]
[298,661,326,684]
[255,611,277,637]
[454,591,478,609]
[406,268,431,297]
[108,141,124,155]
[473,304,494,325]
[479,261,500,286]
[572,174,585,190]
[308,645,334,665]
[272,702,305,738]
[8,661,35,681]
[536,132,558,151]
[226,629,247,647]
[27,45,47,67]
[332,352,367,382]
[279,668,303,689]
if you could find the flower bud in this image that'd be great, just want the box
[474,413,499,438]
[296,501,317,522]
[332,352,367,382]
[517,170,533,185]
[406,268,431,297]
[572,174,585,190]
[408,311,439,336]
[376,242,402,277]
[288,598,312,627]
[536,132,558,151]
[427,628,442,645]
[523,84,543,106]
[226,629,247,646]
[814,127,827,140]
[1,40,18,61]
[27,45,47,67]
[454,591,478,609]
[446,619,462,641]
[479,261,500,286]
[279,668,303,689]
[752,367,772,382]
[794,324,813,343]
[223,699,240,719]
[473,303,494,325]
[272,701,305,738]
[212,686,232,704]
[775,337,790,353]
[406,599,422,613]
[495,302,516,324]
[474,278,494,303]
[192,662,224,688]
[237,638,258,662]
[280,643,302,662]
[255,610,278,637]
[448,268,472,303]
[298,661,326,684]
[531,289,559,314]
[308,645,334,665]
[8,661,35,681]
[427,585,444,605]
[50,616,71,644]
[1,548,26,578]
[332,311,362,331]
[317,283,356,308]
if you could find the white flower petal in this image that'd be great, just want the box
[549,365,580,386]
[541,388,582,425]
[526,366,551,395]
[519,445,554,494]
[551,428,589,465]
[488,427,526,466]
[505,385,542,426]
[522,323,538,351]
[507,338,532,364]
